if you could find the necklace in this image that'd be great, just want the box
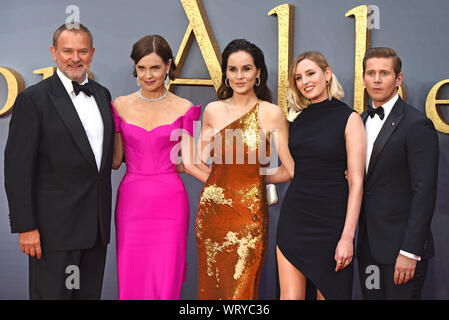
[139,88,168,102]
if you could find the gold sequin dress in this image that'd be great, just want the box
[196,103,269,300]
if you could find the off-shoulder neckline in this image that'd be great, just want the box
[111,103,201,133]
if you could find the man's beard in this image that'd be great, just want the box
[61,64,88,82]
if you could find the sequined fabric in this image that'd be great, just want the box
[196,103,269,300]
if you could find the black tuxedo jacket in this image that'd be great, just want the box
[357,97,439,264]
[4,73,114,251]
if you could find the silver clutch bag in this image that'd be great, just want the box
[266,184,279,206]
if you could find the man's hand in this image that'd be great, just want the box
[19,229,42,259]
[394,253,417,285]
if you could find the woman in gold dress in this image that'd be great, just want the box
[196,39,294,299]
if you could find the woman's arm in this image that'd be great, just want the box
[112,133,124,170]
[335,112,366,271]
[197,103,214,165]
[178,103,214,183]
[112,98,125,170]
[261,102,295,183]
[180,133,210,183]
[265,164,292,184]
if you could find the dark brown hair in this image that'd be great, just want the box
[217,39,272,102]
[363,47,402,76]
[130,35,176,79]
[53,23,93,49]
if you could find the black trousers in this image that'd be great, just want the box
[357,232,428,300]
[29,231,107,300]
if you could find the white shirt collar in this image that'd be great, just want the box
[56,68,89,96]
[372,93,399,121]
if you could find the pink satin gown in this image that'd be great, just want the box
[111,103,201,300]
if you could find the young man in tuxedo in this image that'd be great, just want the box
[4,23,114,299]
[356,47,439,299]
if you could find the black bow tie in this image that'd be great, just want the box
[72,81,94,97]
[367,105,385,120]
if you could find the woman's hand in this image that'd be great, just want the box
[264,164,293,184]
[334,237,353,272]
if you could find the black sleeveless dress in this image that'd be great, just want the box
[277,98,355,299]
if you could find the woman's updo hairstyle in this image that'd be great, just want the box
[131,35,177,80]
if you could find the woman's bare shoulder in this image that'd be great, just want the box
[200,100,227,127]
[112,92,139,113]
[259,101,287,121]
[168,93,197,113]
[204,100,226,111]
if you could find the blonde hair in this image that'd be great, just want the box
[286,51,344,121]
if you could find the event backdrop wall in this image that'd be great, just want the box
[0,0,448,299]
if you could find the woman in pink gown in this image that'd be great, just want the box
[111,35,209,300]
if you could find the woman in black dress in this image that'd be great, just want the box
[267,51,366,299]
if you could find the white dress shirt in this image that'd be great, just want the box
[365,94,398,173]
[365,93,421,261]
[57,69,104,171]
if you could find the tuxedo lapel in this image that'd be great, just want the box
[48,74,98,171]
[92,85,112,172]
[361,110,369,183]
[366,98,405,177]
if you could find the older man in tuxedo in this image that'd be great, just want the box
[356,47,439,299]
[4,23,114,299]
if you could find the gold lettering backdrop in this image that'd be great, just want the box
[269,4,294,117]
[0,67,24,116]
[169,0,222,90]
[426,80,449,134]
[0,0,447,133]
